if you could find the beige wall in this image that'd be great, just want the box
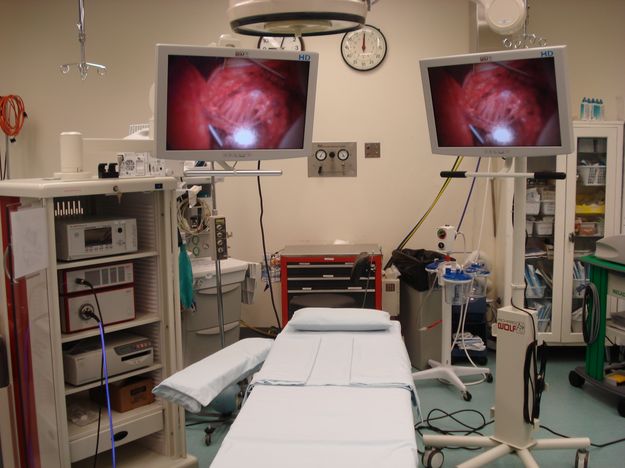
[1,0,624,326]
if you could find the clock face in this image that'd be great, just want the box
[257,36,305,51]
[341,25,387,72]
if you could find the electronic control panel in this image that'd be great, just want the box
[209,216,228,260]
[55,217,138,261]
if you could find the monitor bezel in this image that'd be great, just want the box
[154,44,319,162]
[419,45,573,158]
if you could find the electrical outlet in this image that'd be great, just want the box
[365,142,381,158]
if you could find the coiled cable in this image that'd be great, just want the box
[0,95,26,138]
[581,282,601,345]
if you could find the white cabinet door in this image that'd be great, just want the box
[560,122,624,343]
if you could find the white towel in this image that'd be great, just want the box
[153,338,273,413]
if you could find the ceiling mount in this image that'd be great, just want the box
[228,0,369,37]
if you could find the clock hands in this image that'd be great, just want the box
[362,32,366,52]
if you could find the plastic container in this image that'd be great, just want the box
[465,262,490,299]
[533,221,554,236]
[442,268,472,305]
[578,165,606,186]
[525,285,546,299]
[579,222,603,237]
[526,188,541,203]
[425,260,442,289]
[526,219,534,235]
[575,203,605,215]
[526,200,540,216]
[539,188,556,201]
[541,200,555,215]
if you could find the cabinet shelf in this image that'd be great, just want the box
[61,312,161,344]
[57,250,159,271]
[287,288,375,293]
[67,400,164,441]
[65,363,163,395]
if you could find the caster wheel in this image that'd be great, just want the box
[204,425,215,446]
[462,391,472,402]
[569,370,585,388]
[422,447,444,468]
[618,398,625,418]
[486,373,494,383]
[574,449,589,468]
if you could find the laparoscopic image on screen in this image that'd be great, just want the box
[166,55,310,151]
[428,57,562,148]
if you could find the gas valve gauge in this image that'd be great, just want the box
[337,149,350,161]
[315,149,328,161]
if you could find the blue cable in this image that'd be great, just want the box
[97,321,117,468]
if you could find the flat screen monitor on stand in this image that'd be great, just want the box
[417,46,590,468]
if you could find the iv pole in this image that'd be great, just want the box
[184,163,282,350]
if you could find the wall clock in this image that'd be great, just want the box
[257,36,305,51]
[340,24,387,71]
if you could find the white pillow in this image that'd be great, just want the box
[289,307,391,331]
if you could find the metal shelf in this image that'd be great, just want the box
[61,312,161,344]
[56,250,158,271]
[65,364,163,395]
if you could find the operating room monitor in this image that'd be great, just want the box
[155,44,318,162]
[420,46,572,157]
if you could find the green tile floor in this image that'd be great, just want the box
[186,347,625,467]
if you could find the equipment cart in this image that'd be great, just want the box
[568,255,625,417]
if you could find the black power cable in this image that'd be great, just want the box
[256,161,282,331]
[75,278,106,468]
[415,407,625,454]
[540,424,625,449]
[415,408,494,453]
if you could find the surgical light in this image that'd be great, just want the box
[233,127,258,147]
[227,0,370,37]
[491,125,514,144]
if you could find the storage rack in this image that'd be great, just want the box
[0,177,196,467]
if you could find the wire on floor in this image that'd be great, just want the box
[540,424,625,449]
[239,319,278,338]
[415,408,494,452]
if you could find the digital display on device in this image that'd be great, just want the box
[167,55,310,151]
[84,227,112,247]
[155,45,319,162]
[420,46,572,157]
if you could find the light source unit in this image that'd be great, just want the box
[228,0,369,37]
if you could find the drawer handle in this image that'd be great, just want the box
[113,430,129,442]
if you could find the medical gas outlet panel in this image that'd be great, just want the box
[308,142,357,177]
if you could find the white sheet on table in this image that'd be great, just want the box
[251,322,418,405]
[252,334,320,385]
[307,334,353,386]
[351,333,416,395]
[211,385,419,468]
